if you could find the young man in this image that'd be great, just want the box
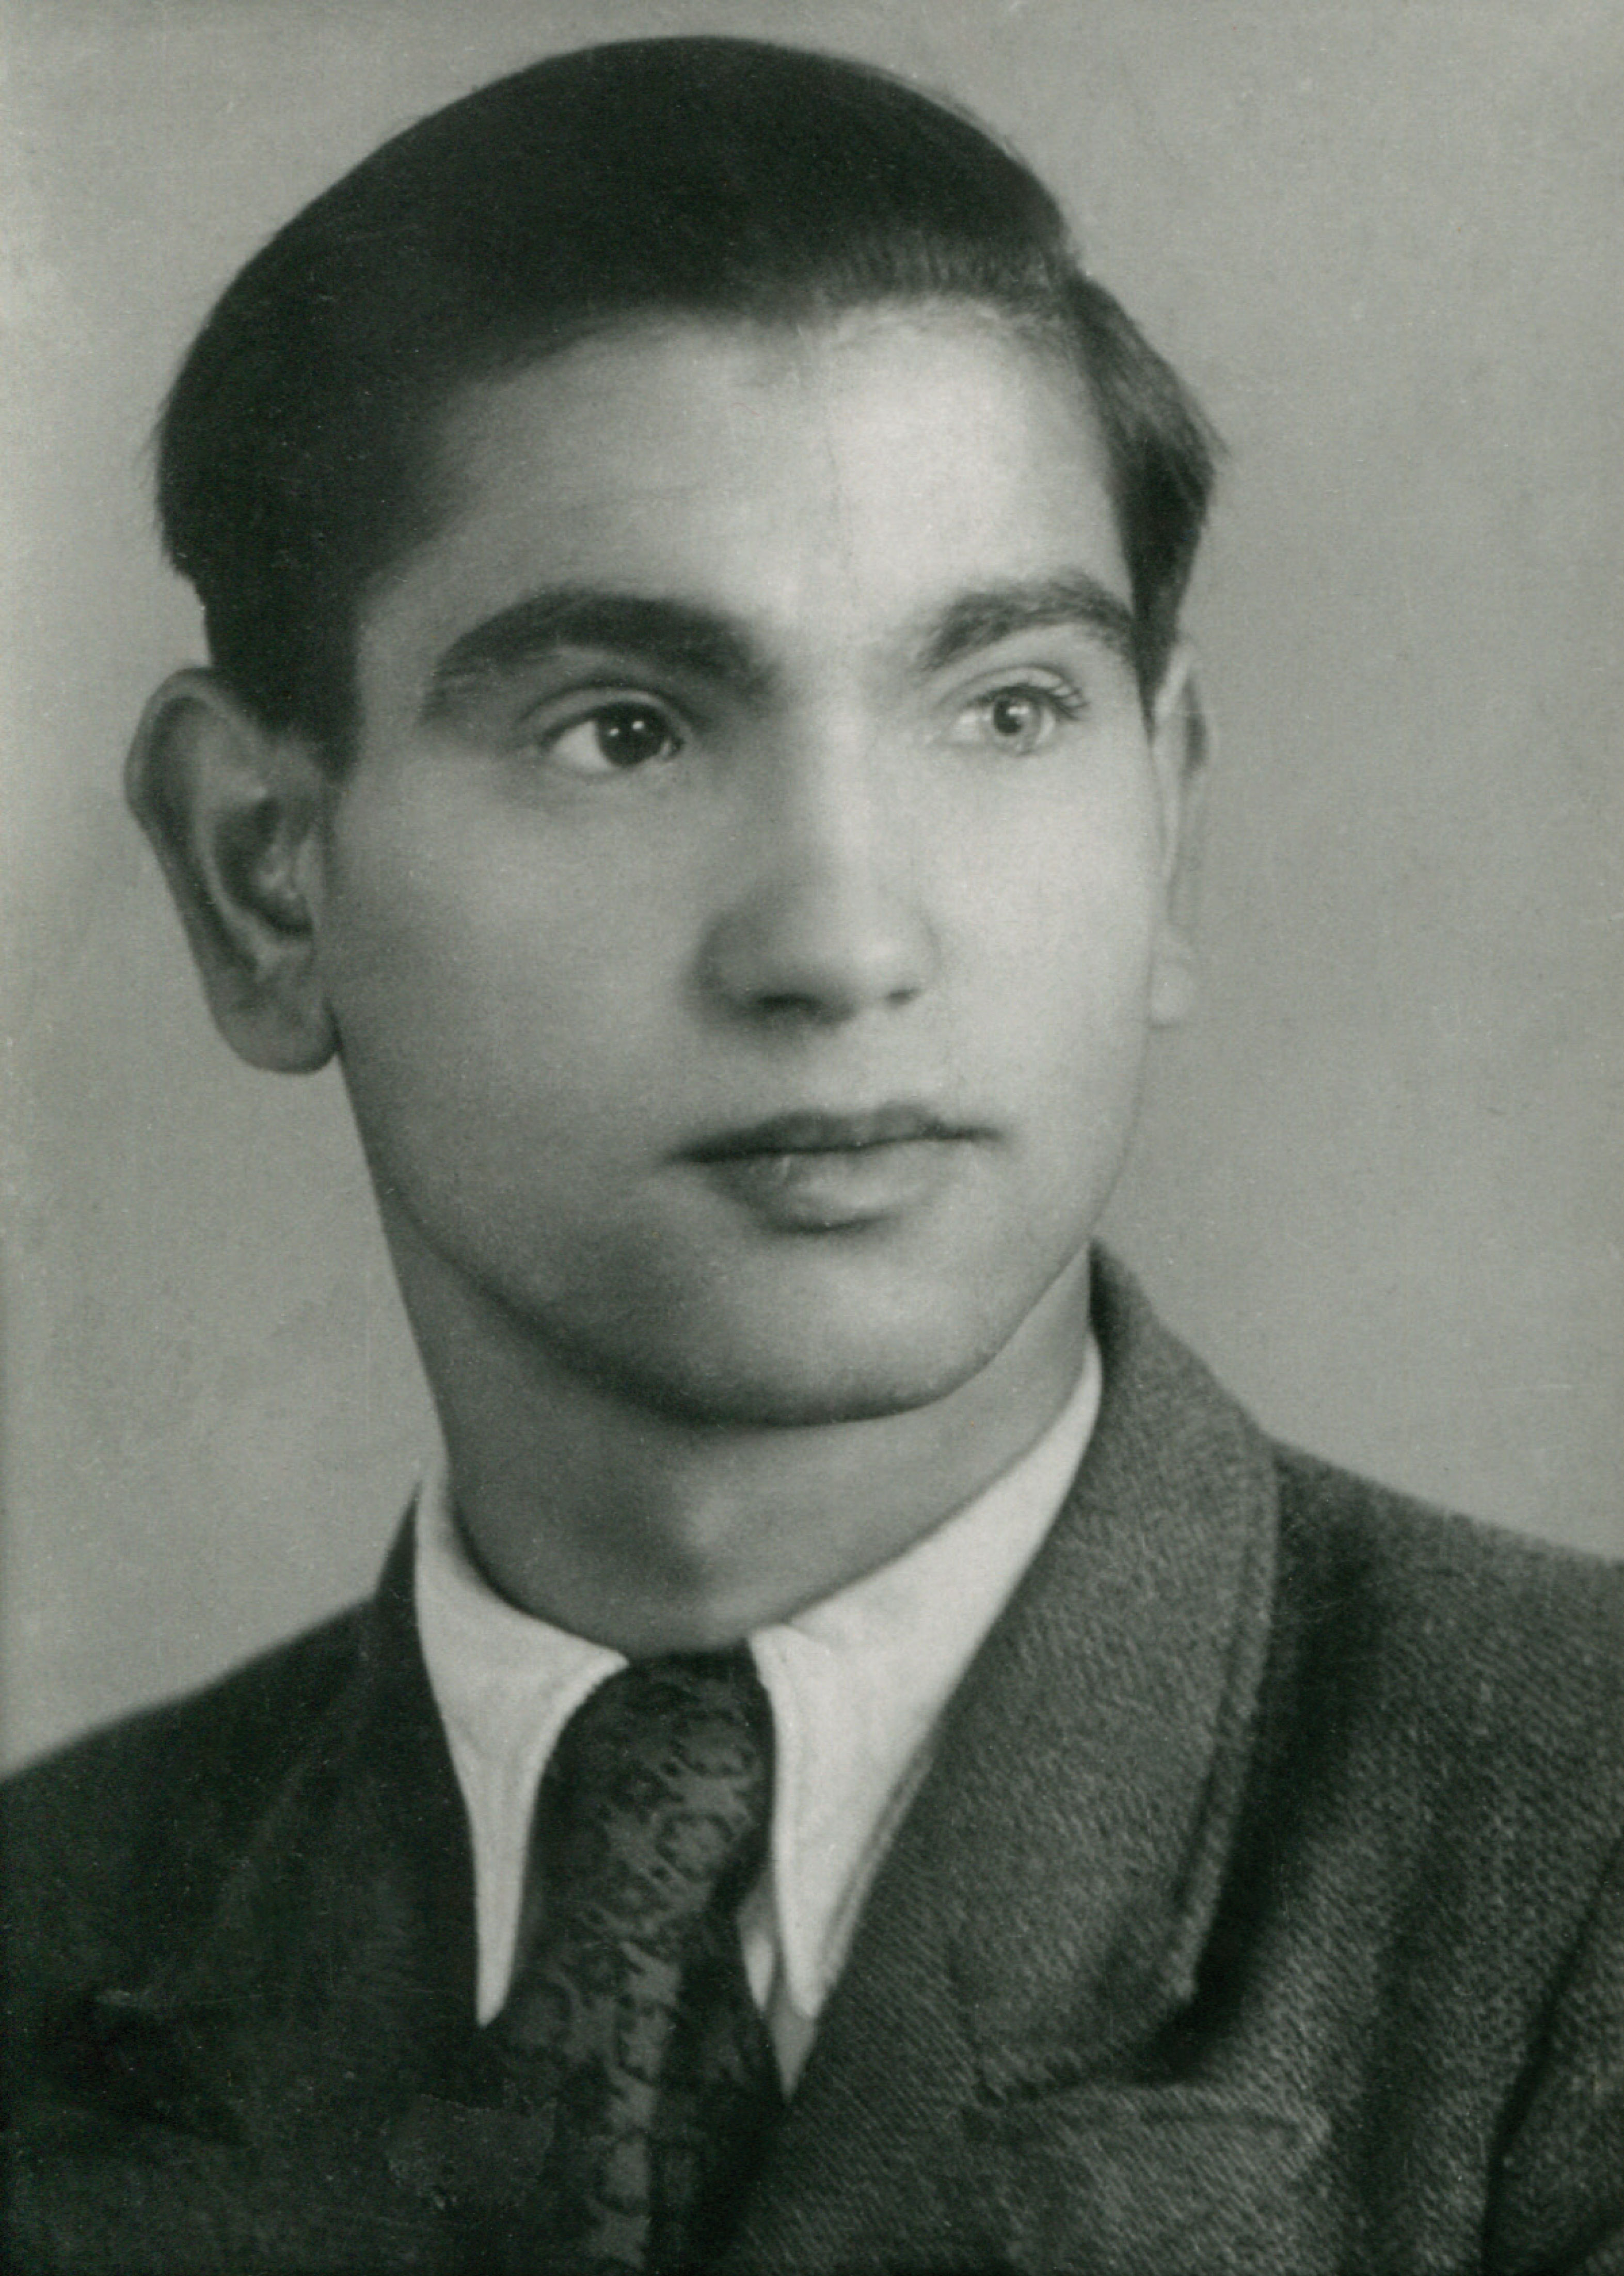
[3,35,1619,2275]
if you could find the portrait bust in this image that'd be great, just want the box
[3,11,1619,2272]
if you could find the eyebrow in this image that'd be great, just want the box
[916,573,1137,676]
[423,589,772,720]
[421,568,1139,722]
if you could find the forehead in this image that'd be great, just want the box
[360,305,1126,689]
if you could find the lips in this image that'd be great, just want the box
[681,1105,982,1230]
[683,1104,974,1161]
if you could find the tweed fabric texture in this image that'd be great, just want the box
[4,1253,1620,2272]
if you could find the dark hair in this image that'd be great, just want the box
[157,36,1219,758]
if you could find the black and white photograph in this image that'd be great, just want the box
[3,4,1620,2268]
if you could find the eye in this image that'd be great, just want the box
[950,680,1085,757]
[537,700,685,775]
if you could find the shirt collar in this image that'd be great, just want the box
[415,1338,1101,2027]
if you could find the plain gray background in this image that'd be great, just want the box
[3,0,1620,1771]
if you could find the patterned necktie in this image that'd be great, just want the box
[492,1647,783,2274]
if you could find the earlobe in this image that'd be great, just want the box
[1147,645,1211,1030]
[125,669,338,1072]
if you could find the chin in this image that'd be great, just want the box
[574,1299,1017,1432]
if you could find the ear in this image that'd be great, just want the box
[125,670,337,1072]
[1145,642,1211,1030]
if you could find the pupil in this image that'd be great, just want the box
[992,693,1032,738]
[598,706,668,765]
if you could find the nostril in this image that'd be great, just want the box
[754,987,860,1027]
[697,873,938,1024]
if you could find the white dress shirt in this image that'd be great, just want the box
[414,1339,1100,2088]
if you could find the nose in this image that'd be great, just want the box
[697,734,937,1026]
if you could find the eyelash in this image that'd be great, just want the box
[521,673,1088,777]
[526,695,688,775]
[953,679,1087,754]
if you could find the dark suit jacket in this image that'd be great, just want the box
[5,1255,1621,2273]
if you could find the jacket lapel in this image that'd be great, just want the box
[167,1521,477,2091]
[727,1252,1317,2273]
[15,1524,487,2268]
[18,1253,1317,2272]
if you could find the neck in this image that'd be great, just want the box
[389,1236,1095,1655]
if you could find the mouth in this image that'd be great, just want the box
[684,1104,977,1160]
[680,1105,984,1230]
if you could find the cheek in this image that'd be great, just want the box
[321,778,673,1044]
[964,782,1165,1043]
[313,794,610,1154]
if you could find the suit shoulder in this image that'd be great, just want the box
[2,1605,369,2011]
[4,1600,369,1830]
[1272,1443,1623,1666]
[1267,1443,1623,1812]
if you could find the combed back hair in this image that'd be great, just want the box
[157,35,1219,759]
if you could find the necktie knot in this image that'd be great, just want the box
[538,1652,774,1951]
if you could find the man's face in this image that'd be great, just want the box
[311,305,1194,1426]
